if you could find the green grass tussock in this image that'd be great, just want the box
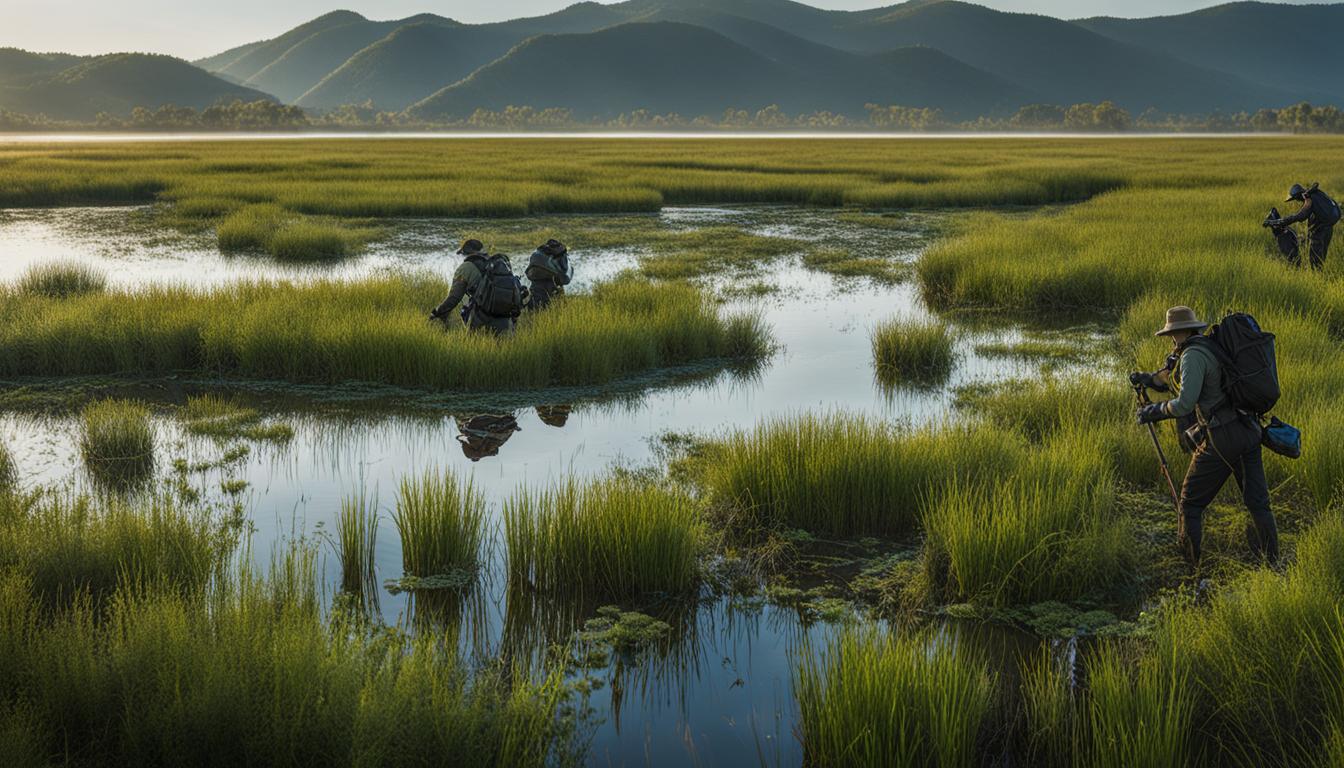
[78,399,155,486]
[872,317,956,386]
[180,394,294,443]
[0,273,772,391]
[504,478,702,600]
[392,468,485,584]
[803,248,909,283]
[336,492,378,596]
[0,549,572,766]
[698,414,1028,539]
[797,625,995,768]
[18,260,106,299]
[217,202,375,260]
[0,441,14,490]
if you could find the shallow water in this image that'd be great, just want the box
[0,204,1084,766]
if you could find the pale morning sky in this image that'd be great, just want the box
[1,0,1322,60]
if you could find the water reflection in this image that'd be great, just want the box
[456,413,523,462]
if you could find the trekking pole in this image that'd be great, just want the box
[1132,380,1185,541]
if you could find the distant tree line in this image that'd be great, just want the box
[6,99,1344,134]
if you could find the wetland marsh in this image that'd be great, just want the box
[2,138,1343,767]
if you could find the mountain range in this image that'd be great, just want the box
[1,0,1341,123]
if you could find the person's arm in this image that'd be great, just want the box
[1161,348,1208,418]
[1279,197,1313,225]
[432,265,473,318]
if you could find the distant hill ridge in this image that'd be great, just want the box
[1,0,1341,124]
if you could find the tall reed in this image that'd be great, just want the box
[392,468,485,583]
[335,492,378,595]
[796,625,995,768]
[504,477,701,599]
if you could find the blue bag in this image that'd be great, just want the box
[1262,416,1302,459]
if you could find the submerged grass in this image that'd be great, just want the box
[871,318,956,386]
[180,394,294,443]
[0,273,771,390]
[78,399,155,486]
[796,625,995,768]
[392,468,485,584]
[504,477,701,600]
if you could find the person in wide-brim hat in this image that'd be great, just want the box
[1154,305,1209,337]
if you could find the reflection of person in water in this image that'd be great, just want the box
[455,413,521,462]
[534,404,573,428]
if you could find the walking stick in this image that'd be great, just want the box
[1133,381,1185,542]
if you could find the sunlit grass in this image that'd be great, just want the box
[78,399,155,487]
[335,492,378,596]
[504,477,702,599]
[392,468,485,585]
[871,317,956,386]
[18,260,106,299]
[797,625,995,768]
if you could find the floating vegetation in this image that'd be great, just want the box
[392,468,485,587]
[803,248,909,283]
[78,399,155,488]
[871,317,956,386]
[17,260,107,299]
[180,394,294,444]
[504,478,702,600]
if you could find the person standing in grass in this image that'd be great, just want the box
[1135,306,1279,565]
[429,239,526,335]
[525,239,572,311]
[1276,182,1340,270]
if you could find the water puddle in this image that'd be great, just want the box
[0,204,1099,766]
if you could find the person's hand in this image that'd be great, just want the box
[1137,403,1168,425]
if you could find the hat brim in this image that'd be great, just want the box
[1286,194,1299,203]
[1155,320,1208,336]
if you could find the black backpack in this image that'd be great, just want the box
[468,255,524,318]
[1308,185,1342,226]
[1190,313,1280,416]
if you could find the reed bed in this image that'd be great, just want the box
[17,260,106,298]
[871,317,956,386]
[0,547,572,766]
[78,399,155,487]
[392,468,485,584]
[796,625,995,768]
[0,273,771,390]
[698,414,1028,538]
[504,478,702,599]
[335,492,378,595]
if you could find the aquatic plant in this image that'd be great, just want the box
[0,274,771,391]
[392,468,485,584]
[216,202,374,260]
[78,399,155,487]
[180,394,293,443]
[335,492,378,596]
[18,260,106,298]
[871,317,956,386]
[796,625,995,768]
[504,477,701,599]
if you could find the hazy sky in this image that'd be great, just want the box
[3,0,1322,60]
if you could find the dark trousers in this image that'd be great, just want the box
[1309,224,1333,270]
[1180,416,1278,563]
[528,279,560,310]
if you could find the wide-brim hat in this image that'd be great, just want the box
[1155,306,1208,336]
[457,238,485,255]
[1286,183,1307,202]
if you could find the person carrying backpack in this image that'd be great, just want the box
[429,239,528,335]
[1275,182,1340,270]
[525,238,572,311]
[1134,306,1279,565]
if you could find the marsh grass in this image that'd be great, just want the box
[1082,643,1194,768]
[217,203,376,260]
[392,468,485,585]
[78,399,155,487]
[18,260,106,298]
[0,274,771,390]
[504,478,701,599]
[0,441,14,490]
[0,546,573,766]
[872,318,956,387]
[796,625,995,768]
[698,414,1028,538]
[335,492,378,596]
[180,394,294,443]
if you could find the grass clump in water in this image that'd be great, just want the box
[803,248,909,283]
[872,318,956,386]
[335,492,378,596]
[696,414,1027,539]
[18,261,106,299]
[504,478,702,600]
[392,468,485,586]
[180,394,293,443]
[78,399,155,487]
[217,203,374,260]
[796,625,995,768]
